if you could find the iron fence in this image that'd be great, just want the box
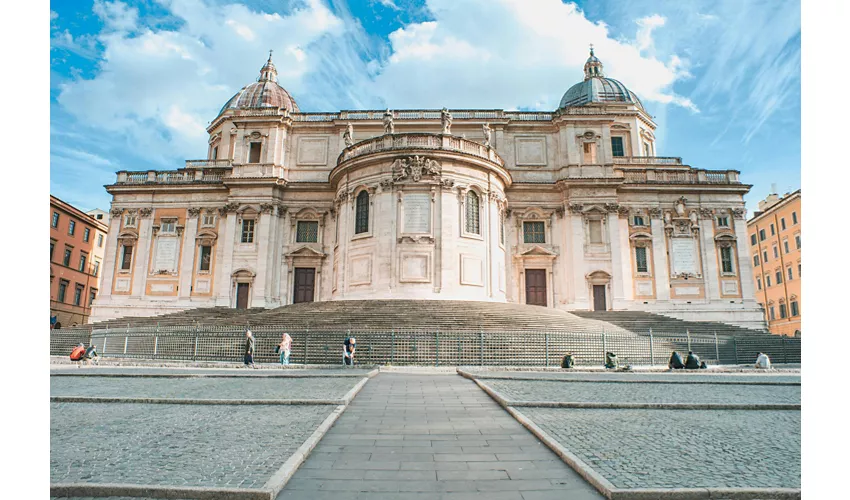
[51,326,801,367]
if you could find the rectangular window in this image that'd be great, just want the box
[720,246,734,273]
[633,215,645,226]
[63,249,72,267]
[773,246,779,258]
[58,280,68,302]
[776,270,783,284]
[588,220,603,244]
[759,229,766,241]
[766,275,771,287]
[160,219,176,233]
[784,240,790,254]
[792,212,798,224]
[50,242,55,261]
[83,227,90,242]
[787,267,793,281]
[770,223,775,236]
[753,255,760,267]
[643,141,651,155]
[241,219,255,243]
[92,260,100,277]
[779,304,787,319]
[635,246,649,273]
[500,214,505,245]
[124,214,137,227]
[248,142,262,163]
[296,221,319,243]
[199,245,212,271]
[798,263,801,276]
[73,284,83,306]
[781,218,786,230]
[611,137,624,157]
[751,234,757,246]
[756,276,762,290]
[68,220,76,235]
[121,245,133,270]
[583,142,597,163]
[769,306,776,321]
[212,146,218,160]
[52,212,60,228]
[523,221,546,244]
[78,253,87,272]
[202,213,216,226]
[97,234,104,248]
[716,216,730,228]
[795,234,801,249]
[89,289,97,306]
[763,251,768,263]
[791,301,799,316]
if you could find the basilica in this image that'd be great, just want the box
[91,49,762,329]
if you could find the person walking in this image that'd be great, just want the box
[244,330,256,368]
[278,332,292,366]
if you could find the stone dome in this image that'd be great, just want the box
[559,48,645,111]
[218,52,300,115]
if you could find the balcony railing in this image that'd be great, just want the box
[115,168,231,185]
[619,168,741,185]
[613,156,683,165]
[338,133,505,167]
[185,159,233,169]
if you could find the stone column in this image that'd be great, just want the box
[131,215,153,297]
[700,219,721,301]
[650,218,671,301]
[734,216,757,303]
[215,212,237,306]
[616,215,633,303]
[252,211,272,307]
[608,212,625,307]
[177,215,197,299]
[570,213,588,306]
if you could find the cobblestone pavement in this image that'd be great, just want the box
[277,373,605,499]
[51,376,359,400]
[484,379,801,404]
[520,407,800,489]
[51,402,333,488]
[467,370,801,384]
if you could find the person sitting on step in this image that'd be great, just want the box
[604,352,618,369]
[668,351,685,369]
[343,337,357,366]
[755,352,772,369]
[684,351,701,370]
[82,344,99,366]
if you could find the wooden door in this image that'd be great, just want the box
[525,269,547,306]
[593,285,607,311]
[294,268,316,304]
[236,283,250,309]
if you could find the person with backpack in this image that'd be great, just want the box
[684,351,701,370]
[244,330,255,368]
[277,333,292,366]
[343,337,356,366]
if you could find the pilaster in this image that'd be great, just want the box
[131,216,153,297]
[177,216,198,298]
[700,218,721,301]
[650,218,670,301]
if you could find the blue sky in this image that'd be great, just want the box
[49,0,801,212]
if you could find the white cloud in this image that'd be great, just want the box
[225,19,256,41]
[377,0,401,10]
[371,0,693,111]
[636,14,666,53]
[50,10,59,20]
[93,0,139,33]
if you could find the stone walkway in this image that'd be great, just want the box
[277,373,603,500]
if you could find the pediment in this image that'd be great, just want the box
[714,233,737,242]
[629,231,653,240]
[285,245,327,258]
[518,245,558,258]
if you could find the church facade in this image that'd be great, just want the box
[91,50,764,329]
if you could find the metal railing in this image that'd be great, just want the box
[50,327,800,367]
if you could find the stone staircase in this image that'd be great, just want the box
[570,311,770,337]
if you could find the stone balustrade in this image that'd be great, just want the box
[185,159,234,169]
[613,156,683,165]
[338,132,505,167]
[618,168,741,185]
[114,168,231,185]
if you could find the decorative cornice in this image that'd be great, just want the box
[732,207,746,220]
[259,203,275,214]
[187,207,202,218]
[648,207,663,219]
[218,202,239,215]
[698,208,714,218]
[110,208,124,218]
[138,208,152,218]
[568,203,584,214]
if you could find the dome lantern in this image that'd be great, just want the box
[584,45,604,80]
[217,52,299,116]
[558,46,645,111]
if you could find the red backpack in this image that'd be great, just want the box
[70,346,85,361]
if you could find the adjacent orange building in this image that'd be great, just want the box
[747,189,801,336]
[50,195,109,327]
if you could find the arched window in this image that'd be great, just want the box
[355,190,369,234]
[465,191,480,234]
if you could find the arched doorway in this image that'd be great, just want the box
[231,269,256,309]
